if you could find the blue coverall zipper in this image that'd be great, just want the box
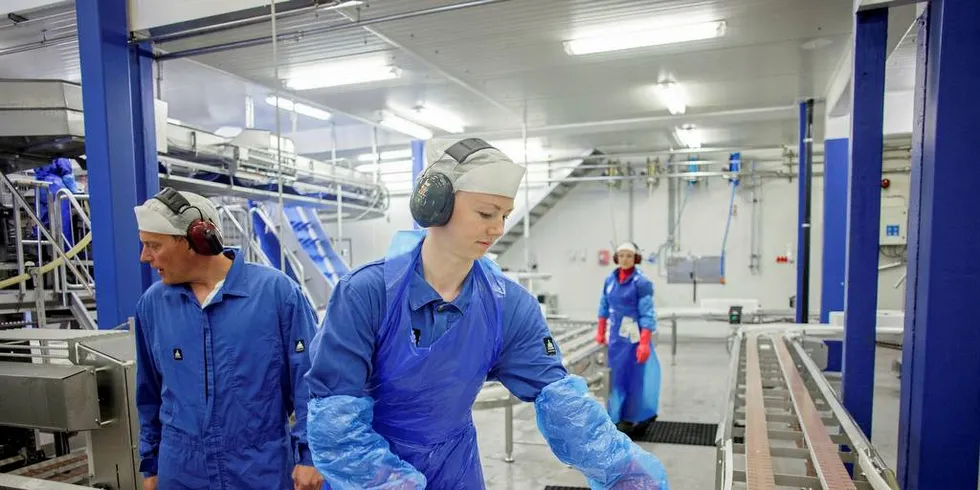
[203,320,209,401]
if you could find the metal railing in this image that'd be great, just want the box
[245,206,319,311]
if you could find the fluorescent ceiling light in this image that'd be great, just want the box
[265,96,332,121]
[563,20,727,55]
[354,160,413,174]
[674,124,702,149]
[286,60,402,90]
[379,111,433,140]
[391,104,465,134]
[656,82,687,115]
[319,1,364,11]
[356,148,413,162]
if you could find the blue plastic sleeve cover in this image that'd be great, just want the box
[308,395,426,490]
[535,375,670,490]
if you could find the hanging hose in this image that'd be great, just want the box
[0,232,93,289]
[719,180,737,281]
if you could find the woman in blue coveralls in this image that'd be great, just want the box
[305,138,669,489]
[596,242,661,435]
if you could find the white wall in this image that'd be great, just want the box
[326,173,908,320]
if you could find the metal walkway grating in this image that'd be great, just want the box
[632,420,717,446]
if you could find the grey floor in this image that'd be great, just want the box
[472,336,905,489]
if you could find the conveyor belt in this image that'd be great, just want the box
[772,336,855,490]
[716,331,899,490]
[744,335,776,489]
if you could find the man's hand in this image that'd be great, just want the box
[142,476,158,490]
[293,464,325,490]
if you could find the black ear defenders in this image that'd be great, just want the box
[409,138,496,228]
[612,242,643,265]
[151,187,224,256]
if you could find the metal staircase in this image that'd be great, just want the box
[489,150,604,256]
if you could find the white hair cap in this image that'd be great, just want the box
[423,139,526,199]
[616,242,640,254]
[133,190,220,237]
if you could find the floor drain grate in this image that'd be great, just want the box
[631,420,718,446]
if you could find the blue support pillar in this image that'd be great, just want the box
[410,139,425,229]
[820,138,849,323]
[795,99,814,323]
[899,1,980,487]
[842,6,887,438]
[131,41,161,289]
[76,0,157,329]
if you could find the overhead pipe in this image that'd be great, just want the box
[0,33,75,58]
[155,0,515,61]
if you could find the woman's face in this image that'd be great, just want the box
[617,249,636,269]
[436,191,513,261]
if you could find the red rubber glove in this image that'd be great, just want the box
[636,329,652,364]
[596,318,608,345]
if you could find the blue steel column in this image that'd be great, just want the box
[899,1,980,487]
[842,6,887,437]
[795,100,813,323]
[410,139,425,229]
[76,0,156,328]
[820,138,848,323]
[131,41,161,289]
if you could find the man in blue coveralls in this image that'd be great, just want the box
[305,139,669,489]
[132,188,324,490]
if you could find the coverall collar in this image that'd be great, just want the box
[407,258,474,312]
[167,250,250,303]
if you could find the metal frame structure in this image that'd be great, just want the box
[716,329,899,490]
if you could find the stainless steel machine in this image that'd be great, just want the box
[0,325,140,489]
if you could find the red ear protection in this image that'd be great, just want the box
[612,252,642,265]
[152,187,224,256]
[613,242,642,265]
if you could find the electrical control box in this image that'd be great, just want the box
[880,203,908,245]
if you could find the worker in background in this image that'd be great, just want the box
[34,158,79,248]
[132,188,324,490]
[305,138,669,489]
[596,242,662,435]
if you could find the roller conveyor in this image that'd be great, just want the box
[716,331,900,490]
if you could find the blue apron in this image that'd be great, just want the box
[604,270,661,424]
[369,230,504,489]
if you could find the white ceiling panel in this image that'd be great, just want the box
[2,0,857,156]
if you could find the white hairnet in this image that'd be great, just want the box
[423,139,526,199]
[616,242,640,254]
[134,190,220,236]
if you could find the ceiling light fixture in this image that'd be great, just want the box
[656,81,687,115]
[379,111,433,140]
[319,1,364,11]
[563,20,727,55]
[674,124,703,149]
[285,60,402,90]
[391,103,466,134]
[356,149,413,162]
[265,96,332,120]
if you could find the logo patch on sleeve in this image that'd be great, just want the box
[543,337,557,356]
[295,340,306,353]
[173,348,183,361]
